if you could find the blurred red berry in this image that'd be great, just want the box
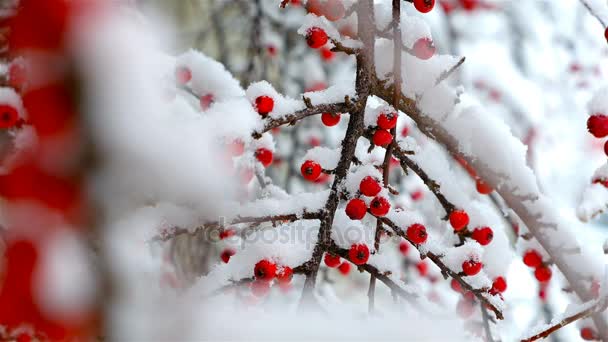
[175,66,191,85]
[413,38,436,60]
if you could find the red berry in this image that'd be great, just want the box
[523,249,543,268]
[604,140,608,157]
[306,0,323,15]
[277,266,293,284]
[605,27,608,43]
[255,148,274,167]
[440,0,456,14]
[324,0,345,21]
[301,160,322,181]
[411,190,424,201]
[255,95,274,116]
[251,279,271,297]
[200,94,214,110]
[320,47,335,61]
[534,265,552,282]
[581,327,597,341]
[460,0,479,11]
[267,45,277,57]
[228,140,245,157]
[219,228,236,240]
[399,241,410,256]
[407,223,428,244]
[373,129,393,146]
[475,178,493,194]
[401,126,409,137]
[369,196,390,216]
[349,243,370,265]
[416,261,428,276]
[377,112,398,130]
[587,114,608,138]
[321,112,341,126]
[413,38,436,60]
[471,226,493,246]
[0,105,19,129]
[491,276,507,293]
[450,278,463,292]
[449,210,469,231]
[462,258,483,276]
[338,261,351,275]
[360,176,382,197]
[324,253,341,268]
[220,248,236,263]
[16,333,30,342]
[254,259,277,281]
[457,297,475,318]
[175,66,192,84]
[345,198,367,220]
[8,62,27,90]
[413,0,435,13]
[306,27,328,49]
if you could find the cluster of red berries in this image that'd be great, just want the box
[251,259,294,297]
[587,113,608,158]
[449,209,494,246]
[324,253,352,275]
[345,176,391,220]
[523,249,552,282]
[372,111,398,147]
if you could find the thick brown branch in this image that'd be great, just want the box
[521,297,608,342]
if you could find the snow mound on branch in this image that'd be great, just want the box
[331,210,375,249]
[246,81,304,121]
[578,183,608,221]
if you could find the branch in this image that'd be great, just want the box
[521,297,608,342]
[435,57,466,86]
[252,101,352,138]
[378,216,504,320]
[481,304,495,342]
[150,212,322,242]
[330,38,360,55]
[579,0,607,28]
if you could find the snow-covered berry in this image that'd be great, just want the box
[413,0,435,13]
[369,196,390,216]
[200,94,214,110]
[345,198,367,220]
[399,241,409,256]
[0,105,19,129]
[462,258,482,276]
[321,112,341,126]
[301,160,322,181]
[471,226,493,246]
[377,112,398,130]
[523,249,543,268]
[360,176,382,197]
[587,114,608,138]
[255,148,274,167]
[324,253,341,268]
[254,259,277,281]
[413,38,436,60]
[306,27,328,49]
[175,66,192,84]
[373,129,393,147]
[220,248,236,263]
[407,223,428,244]
[449,210,469,231]
[255,95,274,116]
[349,243,370,265]
[277,266,293,284]
[534,265,552,282]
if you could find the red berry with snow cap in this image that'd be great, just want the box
[0,105,19,129]
[175,66,192,84]
[277,266,293,284]
[301,160,322,181]
[321,112,341,126]
[255,95,274,116]
[306,27,328,49]
[345,198,367,220]
[349,243,370,265]
[200,94,214,110]
[587,114,608,138]
[414,0,435,13]
[399,241,410,255]
[360,176,382,197]
[449,209,469,231]
[373,129,393,147]
[377,112,398,130]
[255,148,274,167]
[220,248,236,263]
[407,223,428,244]
[369,196,390,216]
[254,259,277,281]
[471,226,493,246]
[523,249,543,268]
[413,38,436,60]
[324,253,341,268]
[534,265,552,282]
[462,258,482,276]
